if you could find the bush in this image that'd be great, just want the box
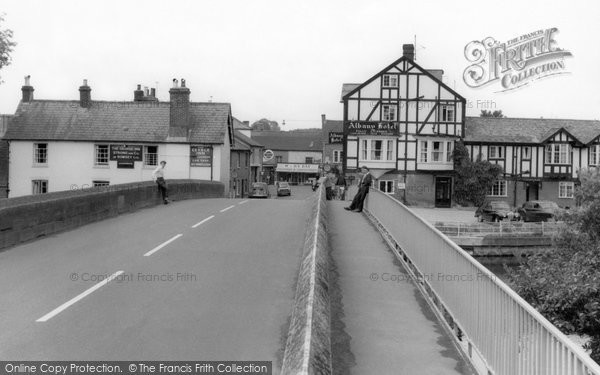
[452,141,503,206]
[507,168,600,363]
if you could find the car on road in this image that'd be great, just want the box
[475,200,518,222]
[276,181,291,196]
[517,200,561,222]
[249,182,270,199]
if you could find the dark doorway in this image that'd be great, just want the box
[526,181,539,201]
[435,177,452,208]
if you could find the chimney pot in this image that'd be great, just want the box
[144,86,149,96]
[181,78,186,88]
[151,88,156,97]
[172,78,178,88]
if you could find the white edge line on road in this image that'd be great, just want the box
[238,200,249,205]
[220,205,235,213]
[192,215,215,228]
[143,233,183,257]
[36,270,125,322]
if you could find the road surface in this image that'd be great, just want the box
[0,197,311,369]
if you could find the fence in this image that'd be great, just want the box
[434,221,563,237]
[365,190,600,375]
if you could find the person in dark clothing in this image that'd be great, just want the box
[335,172,347,200]
[344,166,372,212]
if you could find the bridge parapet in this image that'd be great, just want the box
[365,190,600,375]
[0,180,224,251]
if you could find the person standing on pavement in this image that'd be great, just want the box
[345,166,372,212]
[152,161,169,204]
[324,171,336,200]
[335,171,347,200]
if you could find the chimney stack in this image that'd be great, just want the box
[134,84,144,101]
[79,79,91,108]
[403,44,415,61]
[21,75,34,102]
[321,114,326,126]
[169,77,191,135]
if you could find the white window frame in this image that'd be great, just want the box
[144,145,158,166]
[419,140,454,164]
[558,181,574,198]
[95,144,109,166]
[545,143,571,165]
[333,150,342,163]
[487,180,508,197]
[32,179,48,195]
[488,145,505,159]
[589,144,600,166]
[440,105,455,122]
[382,105,397,121]
[382,74,398,88]
[378,180,395,194]
[33,143,48,165]
[359,138,395,162]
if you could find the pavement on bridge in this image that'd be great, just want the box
[0,197,311,371]
[328,200,477,375]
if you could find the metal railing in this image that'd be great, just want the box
[365,190,600,375]
[434,221,563,237]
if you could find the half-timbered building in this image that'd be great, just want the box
[464,117,600,208]
[341,44,466,207]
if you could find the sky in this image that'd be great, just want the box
[0,0,599,129]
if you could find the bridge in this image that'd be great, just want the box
[0,180,598,375]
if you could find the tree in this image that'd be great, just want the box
[251,118,280,131]
[0,14,16,83]
[451,141,503,206]
[480,109,505,118]
[507,168,600,362]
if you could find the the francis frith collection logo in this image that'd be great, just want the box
[463,27,572,92]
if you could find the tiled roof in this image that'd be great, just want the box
[4,100,231,144]
[464,117,600,145]
[251,131,323,151]
[234,130,263,148]
[232,117,251,130]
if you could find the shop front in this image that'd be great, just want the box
[275,163,320,185]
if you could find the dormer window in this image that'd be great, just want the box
[545,144,571,164]
[382,74,398,88]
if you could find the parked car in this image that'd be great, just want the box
[249,182,270,199]
[517,200,561,222]
[475,200,518,222]
[276,181,291,196]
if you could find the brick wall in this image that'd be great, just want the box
[0,179,224,250]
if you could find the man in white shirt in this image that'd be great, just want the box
[152,161,169,204]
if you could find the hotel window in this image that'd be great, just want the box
[382,74,398,88]
[559,181,574,198]
[522,146,531,160]
[305,157,313,164]
[590,145,600,166]
[487,180,507,197]
[378,180,395,194]
[419,140,454,164]
[95,144,109,165]
[545,144,571,164]
[419,141,429,163]
[32,180,48,195]
[488,145,504,159]
[333,150,343,163]
[440,105,455,122]
[33,143,48,164]
[382,105,397,121]
[93,180,109,187]
[359,139,394,161]
[144,145,158,166]
[275,156,283,163]
[446,142,454,162]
